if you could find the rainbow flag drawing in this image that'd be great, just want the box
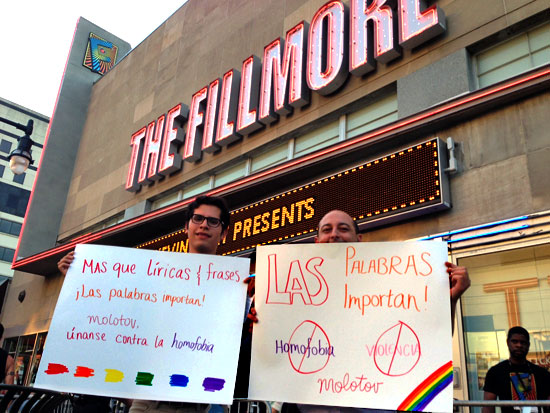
[397,361,453,411]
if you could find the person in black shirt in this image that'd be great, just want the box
[483,326,550,413]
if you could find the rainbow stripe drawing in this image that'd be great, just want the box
[397,361,453,411]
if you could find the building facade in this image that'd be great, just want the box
[0,17,131,386]
[2,0,550,404]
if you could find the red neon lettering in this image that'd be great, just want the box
[124,0,448,192]
[236,55,262,135]
[138,115,165,184]
[398,0,445,49]
[202,78,221,153]
[259,22,309,124]
[184,87,208,162]
[216,69,241,145]
[307,1,348,95]
[125,127,146,192]
[158,103,188,175]
[350,0,400,76]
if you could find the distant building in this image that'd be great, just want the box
[0,97,48,307]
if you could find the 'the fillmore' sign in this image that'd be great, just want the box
[126,0,446,192]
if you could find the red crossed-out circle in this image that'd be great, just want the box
[288,320,332,375]
[373,321,421,377]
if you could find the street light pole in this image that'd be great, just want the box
[0,116,35,175]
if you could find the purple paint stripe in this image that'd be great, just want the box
[202,377,225,392]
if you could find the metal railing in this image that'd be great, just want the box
[455,401,550,407]
[232,399,271,413]
[454,400,550,412]
[2,387,550,413]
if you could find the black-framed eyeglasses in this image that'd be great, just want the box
[191,214,223,228]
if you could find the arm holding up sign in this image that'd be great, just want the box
[446,262,470,333]
[57,251,75,276]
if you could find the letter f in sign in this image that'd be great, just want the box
[266,254,328,305]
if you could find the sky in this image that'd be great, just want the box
[0,1,187,117]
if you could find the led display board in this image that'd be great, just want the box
[137,138,450,255]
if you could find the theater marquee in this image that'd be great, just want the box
[137,138,450,255]
[126,0,446,192]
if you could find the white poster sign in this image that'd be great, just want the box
[35,244,249,404]
[249,242,453,412]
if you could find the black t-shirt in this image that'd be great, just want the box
[483,360,550,413]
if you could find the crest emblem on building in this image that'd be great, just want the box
[83,33,118,75]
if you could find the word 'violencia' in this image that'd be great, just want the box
[125,0,445,191]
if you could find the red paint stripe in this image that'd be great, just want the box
[45,363,69,375]
[74,366,95,378]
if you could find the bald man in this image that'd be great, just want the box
[293,210,470,413]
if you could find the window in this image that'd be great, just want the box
[0,139,11,154]
[475,22,550,88]
[85,213,125,234]
[459,244,550,406]
[11,221,22,236]
[13,172,25,185]
[3,332,47,386]
[0,219,21,236]
[0,247,15,262]
[151,191,181,210]
[0,164,4,178]
[347,93,398,139]
[182,178,211,199]
[251,143,289,173]
[214,161,247,187]
[102,214,125,228]
[0,182,31,216]
[294,121,339,157]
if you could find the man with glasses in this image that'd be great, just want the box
[129,195,231,412]
[58,195,233,413]
[184,195,230,255]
